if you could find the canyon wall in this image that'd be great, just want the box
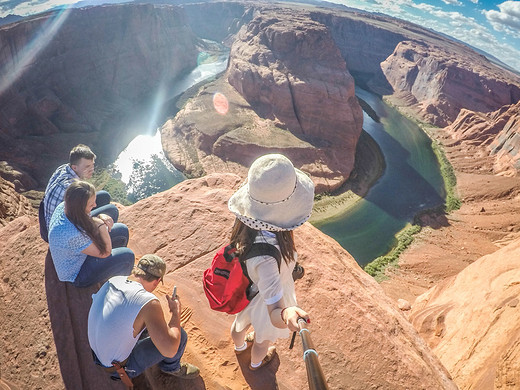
[0,176,34,226]
[182,1,252,43]
[444,101,520,176]
[312,10,520,128]
[0,3,199,187]
[162,7,363,192]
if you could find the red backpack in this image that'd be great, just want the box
[203,243,281,314]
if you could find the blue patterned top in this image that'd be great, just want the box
[48,202,92,282]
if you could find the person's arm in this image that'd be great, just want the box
[81,220,112,257]
[253,256,310,332]
[96,214,114,232]
[268,302,310,332]
[141,296,182,358]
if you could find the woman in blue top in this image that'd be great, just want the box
[48,180,134,287]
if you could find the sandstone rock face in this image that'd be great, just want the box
[380,41,520,127]
[489,102,520,175]
[119,173,456,389]
[312,9,520,127]
[0,176,34,226]
[444,101,520,176]
[0,217,59,389]
[1,174,458,389]
[310,10,406,93]
[182,1,252,43]
[410,237,520,389]
[163,8,364,192]
[0,3,199,187]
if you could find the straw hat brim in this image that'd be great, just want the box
[228,168,314,231]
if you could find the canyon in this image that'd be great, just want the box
[1,1,520,389]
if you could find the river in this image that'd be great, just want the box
[112,45,445,266]
[313,88,445,266]
[111,43,229,200]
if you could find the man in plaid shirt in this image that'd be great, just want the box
[40,144,119,240]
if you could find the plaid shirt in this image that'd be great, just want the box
[43,164,79,228]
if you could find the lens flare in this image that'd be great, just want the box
[0,7,71,96]
[213,92,229,115]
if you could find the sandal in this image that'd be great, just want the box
[249,346,277,371]
[235,331,255,355]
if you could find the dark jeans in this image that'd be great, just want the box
[93,328,188,379]
[72,224,134,288]
[124,328,188,378]
[91,190,119,223]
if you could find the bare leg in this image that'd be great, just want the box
[250,339,270,366]
[231,318,249,348]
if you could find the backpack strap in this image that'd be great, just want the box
[241,243,282,270]
[240,243,282,301]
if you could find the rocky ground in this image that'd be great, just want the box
[380,127,520,304]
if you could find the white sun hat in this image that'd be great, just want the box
[228,154,315,231]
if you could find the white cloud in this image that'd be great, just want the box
[469,0,478,3]
[404,2,520,71]
[441,0,462,6]
[499,1,520,18]
[484,1,520,38]
[7,0,76,16]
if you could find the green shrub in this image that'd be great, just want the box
[90,169,132,206]
[364,224,421,278]
[431,139,461,212]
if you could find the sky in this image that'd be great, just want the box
[0,0,519,72]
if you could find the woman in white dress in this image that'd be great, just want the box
[227,153,314,370]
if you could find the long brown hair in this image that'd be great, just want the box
[64,181,106,254]
[230,218,295,265]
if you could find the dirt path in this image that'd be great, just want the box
[379,129,520,304]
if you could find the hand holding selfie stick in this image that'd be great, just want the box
[297,317,329,390]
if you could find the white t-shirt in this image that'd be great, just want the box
[88,276,157,366]
[234,230,298,343]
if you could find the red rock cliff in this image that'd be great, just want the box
[0,3,199,187]
[1,173,457,389]
[443,101,520,176]
[410,237,520,389]
[380,41,520,127]
[311,9,520,127]
[162,8,364,192]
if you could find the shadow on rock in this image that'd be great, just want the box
[133,365,206,390]
[235,347,280,390]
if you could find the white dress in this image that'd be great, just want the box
[234,230,297,343]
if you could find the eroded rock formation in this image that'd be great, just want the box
[444,101,520,176]
[2,174,457,389]
[0,176,34,226]
[380,41,520,127]
[162,8,364,192]
[311,10,520,128]
[0,3,199,187]
[410,237,520,389]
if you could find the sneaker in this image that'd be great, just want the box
[235,331,255,355]
[161,362,200,379]
[249,346,277,371]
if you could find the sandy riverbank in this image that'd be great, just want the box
[309,130,385,224]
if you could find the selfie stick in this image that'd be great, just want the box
[297,318,329,390]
